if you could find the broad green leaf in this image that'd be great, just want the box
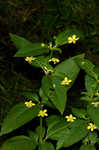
[0,136,35,150]
[46,115,61,126]
[80,145,96,150]
[42,75,67,114]
[55,29,83,47]
[72,107,87,119]
[57,120,88,148]
[87,104,99,128]
[23,92,39,102]
[74,57,97,80]
[41,55,83,114]
[39,141,55,150]
[0,103,41,135]
[48,77,67,114]
[41,76,52,97]
[85,75,98,96]
[54,56,81,89]
[10,33,49,57]
[46,115,70,140]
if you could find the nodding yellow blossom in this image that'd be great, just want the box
[67,35,79,44]
[87,123,96,131]
[91,101,99,107]
[25,56,36,63]
[65,114,76,122]
[48,58,60,64]
[38,109,48,117]
[53,84,56,88]
[81,61,85,65]
[95,92,99,96]
[25,100,36,108]
[61,77,72,86]
[43,66,53,75]
[41,43,45,47]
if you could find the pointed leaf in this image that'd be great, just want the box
[0,136,35,150]
[55,29,83,47]
[10,33,49,57]
[87,104,99,128]
[46,115,69,140]
[39,141,55,150]
[0,103,41,135]
[57,120,88,148]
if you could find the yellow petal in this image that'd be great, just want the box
[72,35,76,39]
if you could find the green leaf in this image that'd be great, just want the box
[80,145,96,150]
[49,77,67,114]
[46,115,70,140]
[10,33,49,57]
[74,57,97,80]
[85,75,98,96]
[39,141,55,150]
[54,56,81,89]
[55,29,83,47]
[72,107,87,119]
[41,55,83,114]
[57,120,88,148]
[23,92,39,102]
[0,103,41,135]
[87,104,99,128]
[0,136,35,150]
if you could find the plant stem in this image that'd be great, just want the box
[40,117,43,143]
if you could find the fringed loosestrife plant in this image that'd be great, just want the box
[87,123,97,132]
[1,31,99,150]
[61,77,72,86]
[65,114,76,122]
[67,34,79,44]
[25,100,36,108]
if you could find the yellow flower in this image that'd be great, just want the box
[61,77,72,86]
[65,114,76,122]
[25,56,36,63]
[38,109,48,117]
[25,100,36,108]
[43,66,53,75]
[53,84,56,88]
[87,123,96,131]
[41,43,45,47]
[95,92,99,96]
[68,35,80,44]
[48,58,60,64]
[91,101,99,107]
